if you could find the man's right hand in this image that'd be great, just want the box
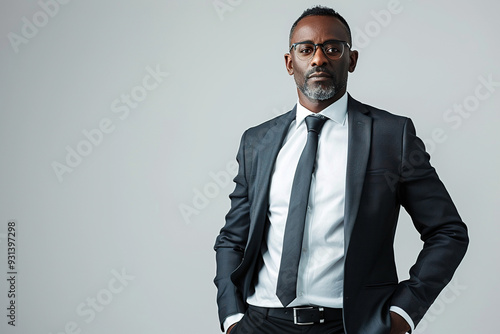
[226,323,237,334]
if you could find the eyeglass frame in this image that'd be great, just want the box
[288,39,351,60]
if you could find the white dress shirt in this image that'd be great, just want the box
[224,93,414,333]
[248,93,348,307]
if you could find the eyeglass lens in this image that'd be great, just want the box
[294,41,345,60]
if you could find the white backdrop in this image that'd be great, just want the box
[1,1,498,333]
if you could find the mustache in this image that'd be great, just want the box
[306,67,334,78]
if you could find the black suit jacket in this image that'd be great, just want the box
[214,95,468,333]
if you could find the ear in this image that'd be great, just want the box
[284,53,294,75]
[348,50,359,73]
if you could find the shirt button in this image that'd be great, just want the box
[302,248,307,252]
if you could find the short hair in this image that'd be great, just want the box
[289,6,352,44]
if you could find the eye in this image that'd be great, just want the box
[297,44,314,54]
[324,45,341,55]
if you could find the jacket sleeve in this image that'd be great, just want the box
[390,118,469,327]
[214,130,251,331]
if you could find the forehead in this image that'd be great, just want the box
[291,15,349,43]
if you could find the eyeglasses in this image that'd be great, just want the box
[289,40,351,61]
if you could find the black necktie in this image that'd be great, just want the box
[276,114,327,307]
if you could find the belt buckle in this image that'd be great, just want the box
[293,306,324,325]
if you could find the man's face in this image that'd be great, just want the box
[285,15,358,103]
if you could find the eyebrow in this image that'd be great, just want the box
[294,40,314,44]
[293,39,345,44]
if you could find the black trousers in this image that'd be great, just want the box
[231,306,345,334]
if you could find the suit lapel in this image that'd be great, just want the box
[344,96,372,251]
[246,108,296,251]
[234,108,295,297]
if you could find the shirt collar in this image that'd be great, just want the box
[295,92,348,129]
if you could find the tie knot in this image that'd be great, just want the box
[305,114,327,134]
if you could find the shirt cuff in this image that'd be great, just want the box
[390,306,414,333]
[223,313,244,333]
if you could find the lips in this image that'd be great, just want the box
[308,71,333,79]
[307,73,333,82]
[309,73,331,78]
[309,72,331,77]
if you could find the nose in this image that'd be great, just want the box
[310,45,328,66]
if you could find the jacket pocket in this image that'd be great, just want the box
[363,281,398,288]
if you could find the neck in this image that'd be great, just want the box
[297,88,346,113]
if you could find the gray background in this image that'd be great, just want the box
[0,0,498,333]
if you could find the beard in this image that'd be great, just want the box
[295,67,346,101]
[300,80,336,100]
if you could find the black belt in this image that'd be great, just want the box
[249,305,343,325]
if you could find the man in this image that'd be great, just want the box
[214,6,468,334]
